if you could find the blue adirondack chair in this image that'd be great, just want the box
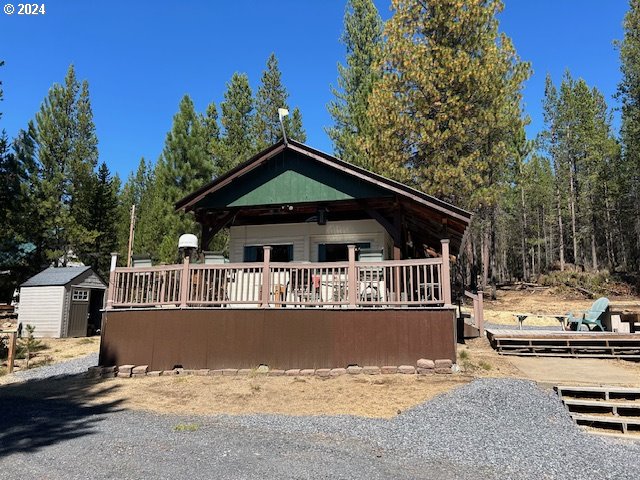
[566,297,609,331]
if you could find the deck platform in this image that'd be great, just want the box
[486,328,640,360]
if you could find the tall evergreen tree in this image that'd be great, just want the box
[141,95,214,262]
[84,162,119,277]
[218,73,255,174]
[117,157,150,256]
[366,0,529,291]
[327,0,383,166]
[254,54,306,149]
[616,0,640,269]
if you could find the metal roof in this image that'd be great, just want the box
[21,266,92,287]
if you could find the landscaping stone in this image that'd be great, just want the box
[237,369,252,376]
[315,368,331,377]
[132,373,146,378]
[417,367,434,375]
[398,365,416,374]
[435,359,452,369]
[195,369,210,376]
[101,372,116,379]
[330,368,346,377]
[299,369,315,376]
[101,366,117,373]
[116,372,131,378]
[118,364,135,375]
[209,369,223,376]
[417,358,435,369]
[435,367,453,375]
[346,366,363,375]
[87,366,102,378]
[381,366,398,374]
[285,369,301,376]
[363,366,381,375]
[132,365,148,375]
[268,369,285,376]
[222,368,238,376]
[147,371,162,376]
[162,369,178,376]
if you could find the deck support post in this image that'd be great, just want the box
[179,255,190,308]
[348,245,357,307]
[476,290,484,337]
[7,331,16,374]
[106,252,118,310]
[441,239,452,306]
[261,246,272,308]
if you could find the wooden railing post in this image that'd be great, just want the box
[261,246,272,308]
[106,252,118,310]
[477,289,484,337]
[441,239,452,305]
[347,245,357,307]
[7,331,16,374]
[179,255,190,308]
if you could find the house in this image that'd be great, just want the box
[99,139,473,371]
[18,266,107,338]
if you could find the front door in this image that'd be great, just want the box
[68,288,90,337]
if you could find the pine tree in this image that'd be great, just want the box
[616,0,640,269]
[143,95,214,262]
[218,73,255,174]
[84,162,119,277]
[117,157,150,257]
[366,0,529,291]
[253,54,306,149]
[327,0,383,166]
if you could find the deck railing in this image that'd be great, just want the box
[106,241,453,309]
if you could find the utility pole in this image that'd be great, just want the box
[127,204,136,267]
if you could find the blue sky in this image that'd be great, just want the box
[0,1,630,179]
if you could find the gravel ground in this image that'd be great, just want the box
[2,352,98,383]
[1,371,639,479]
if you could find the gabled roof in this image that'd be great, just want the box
[176,139,472,224]
[175,139,473,254]
[21,266,92,287]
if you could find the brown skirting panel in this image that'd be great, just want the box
[99,308,456,371]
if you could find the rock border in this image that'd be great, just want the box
[90,358,455,379]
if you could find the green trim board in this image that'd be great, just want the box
[194,150,391,209]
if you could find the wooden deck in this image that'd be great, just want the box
[486,328,640,360]
[556,385,640,436]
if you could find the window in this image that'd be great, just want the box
[72,289,89,301]
[318,242,371,262]
[244,244,294,262]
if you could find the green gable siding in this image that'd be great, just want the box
[196,150,390,209]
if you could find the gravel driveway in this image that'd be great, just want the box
[1,359,639,479]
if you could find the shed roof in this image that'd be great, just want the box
[21,266,92,287]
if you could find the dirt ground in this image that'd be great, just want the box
[8,336,100,371]
[481,289,640,326]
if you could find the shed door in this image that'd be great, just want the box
[68,288,90,337]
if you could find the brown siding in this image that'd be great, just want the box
[99,308,456,371]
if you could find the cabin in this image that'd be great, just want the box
[99,139,473,371]
[18,266,107,338]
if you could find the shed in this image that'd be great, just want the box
[18,266,107,338]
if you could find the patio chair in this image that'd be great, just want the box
[566,297,609,332]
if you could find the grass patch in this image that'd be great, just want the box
[458,349,469,360]
[76,338,95,345]
[173,423,200,432]
[478,361,492,371]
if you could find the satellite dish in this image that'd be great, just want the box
[178,234,198,250]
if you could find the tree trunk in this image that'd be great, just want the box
[556,183,565,271]
[569,162,578,266]
[520,174,528,280]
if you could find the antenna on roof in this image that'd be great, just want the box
[278,108,289,146]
